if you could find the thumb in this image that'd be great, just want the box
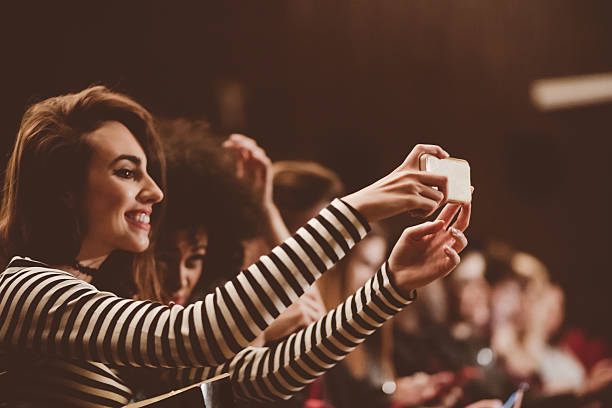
[405,220,445,241]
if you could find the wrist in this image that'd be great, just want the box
[341,191,371,222]
[338,196,373,232]
[261,200,281,220]
[382,261,417,304]
[259,202,291,245]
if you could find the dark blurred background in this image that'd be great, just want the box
[1,1,611,339]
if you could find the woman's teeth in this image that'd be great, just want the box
[127,213,150,224]
[137,213,150,224]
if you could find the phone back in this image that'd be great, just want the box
[419,155,471,204]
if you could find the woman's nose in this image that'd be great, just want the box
[138,173,164,204]
[180,269,188,286]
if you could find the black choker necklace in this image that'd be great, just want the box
[73,261,100,277]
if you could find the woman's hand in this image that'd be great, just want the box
[222,133,274,207]
[342,144,450,223]
[388,202,471,294]
[391,371,455,407]
[577,358,612,402]
[263,286,327,342]
[223,134,292,247]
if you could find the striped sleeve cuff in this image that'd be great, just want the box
[325,198,371,242]
[378,261,416,308]
[336,198,371,235]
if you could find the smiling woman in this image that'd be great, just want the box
[0,85,470,407]
[0,86,166,299]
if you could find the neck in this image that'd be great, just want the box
[55,253,108,283]
[76,238,112,269]
[75,254,108,270]
[64,253,108,283]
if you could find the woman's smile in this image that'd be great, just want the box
[125,209,152,231]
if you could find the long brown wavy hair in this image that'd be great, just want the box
[0,85,166,300]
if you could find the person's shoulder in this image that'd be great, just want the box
[2,256,75,278]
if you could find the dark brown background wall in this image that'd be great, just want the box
[1,1,611,338]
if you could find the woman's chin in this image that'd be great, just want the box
[121,237,151,253]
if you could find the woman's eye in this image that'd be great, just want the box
[184,255,205,269]
[113,168,136,179]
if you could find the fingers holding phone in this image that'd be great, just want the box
[400,144,450,170]
[341,143,473,223]
[342,168,449,223]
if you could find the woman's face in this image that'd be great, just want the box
[171,229,208,305]
[79,121,164,257]
[457,278,491,329]
[491,279,522,326]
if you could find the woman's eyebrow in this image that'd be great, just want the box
[109,154,142,167]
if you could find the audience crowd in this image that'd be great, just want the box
[152,120,612,408]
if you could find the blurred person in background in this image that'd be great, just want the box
[235,156,330,347]
[314,225,396,407]
[274,161,417,408]
[152,124,329,401]
[392,247,514,407]
[264,160,349,408]
[158,127,326,346]
[486,243,612,408]
[155,120,264,305]
[157,123,327,350]
[272,162,499,408]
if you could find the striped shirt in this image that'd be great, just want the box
[0,199,414,407]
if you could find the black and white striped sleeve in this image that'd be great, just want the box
[0,199,369,368]
[171,262,415,401]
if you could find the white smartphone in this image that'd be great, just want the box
[419,154,472,204]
